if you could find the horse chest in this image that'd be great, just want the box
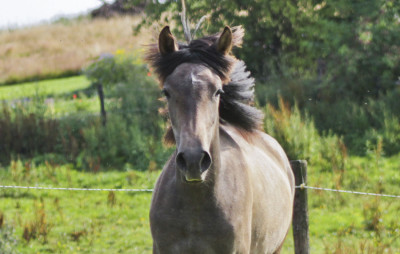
[151,194,239,253]
[153,196,231,232]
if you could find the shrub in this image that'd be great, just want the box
[78,115,143,170]
[82,52,171,170]
[366,113,400,157]
[259,79,400,156]
[263,97,347,172]
[0,101,59,165]
[84,51,145,88]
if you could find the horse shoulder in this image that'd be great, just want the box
[253,131,295,193]
[150,154,178,230]
[220,125,295,252]
[151,153,176,203]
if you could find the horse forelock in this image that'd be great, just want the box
[145,43,235,84]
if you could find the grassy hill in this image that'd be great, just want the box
[0,15,151,85]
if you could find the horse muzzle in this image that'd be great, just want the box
[175,149,212,183]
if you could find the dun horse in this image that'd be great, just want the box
[146,26,295,254]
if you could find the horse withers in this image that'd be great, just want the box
[146,26,295,254]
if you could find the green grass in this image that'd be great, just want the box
[51,96,101,116]
[0,75,104,116]
[1,76,399,253]
[1,154,399,253]
[0,76,91,100]
[0,162,159,254]
[304,153,400,253]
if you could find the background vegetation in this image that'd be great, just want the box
[140,0,400,155]
[1,0,399,253]
[0,52,170,171]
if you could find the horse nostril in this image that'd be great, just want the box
[200,151,212,173]
[176,152,186,171]
[176,150,212,175]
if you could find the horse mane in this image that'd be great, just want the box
[145,26,264,145]
[219,60,264,131]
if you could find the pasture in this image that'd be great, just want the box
[0,76,91,100]
[0,75,399,253]
[0,163,156,253]
[1,151,399,253]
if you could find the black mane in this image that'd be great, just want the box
[145,26,264,142]
[220,60,264,131]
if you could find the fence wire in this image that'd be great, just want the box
[0,185,153,192]
[295,184,400,199]
[1,184,400,198]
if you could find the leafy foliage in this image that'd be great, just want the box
[83,52,170,170]
[140,0,399,94]
[264,97,346,171]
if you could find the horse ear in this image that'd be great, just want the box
[159,26,178,55]
[216,26,233,55]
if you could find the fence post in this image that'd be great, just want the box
[96,82,107,126]
[290,160,309,254]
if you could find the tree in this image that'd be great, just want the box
[137,0,399,102]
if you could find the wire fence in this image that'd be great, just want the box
[295,184,400,199]
[0,185,153,192]
[1,184,400,198]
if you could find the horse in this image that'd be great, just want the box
[146,25,295,254]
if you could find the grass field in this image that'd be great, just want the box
[0,76,91,100]
[1,154,399,253]
[0,76,400,254]
[0,75,101,117]
[1,77,399,253]
[0,163,157,254]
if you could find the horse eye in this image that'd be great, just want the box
[162,89,170,99]
[215,89,224,96]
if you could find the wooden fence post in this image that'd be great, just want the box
[290,160,309,254]
[96,82,107,126]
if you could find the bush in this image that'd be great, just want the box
[263,97,347,171]
[0,99,97,166]
[77,114,169,171]
[0,101,59,165]
[82,52,170,170]
[258,78,400,155]
[366,113,400,156]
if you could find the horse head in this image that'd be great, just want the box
[158,26,234,183]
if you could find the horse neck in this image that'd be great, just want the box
[209,125,222,180]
